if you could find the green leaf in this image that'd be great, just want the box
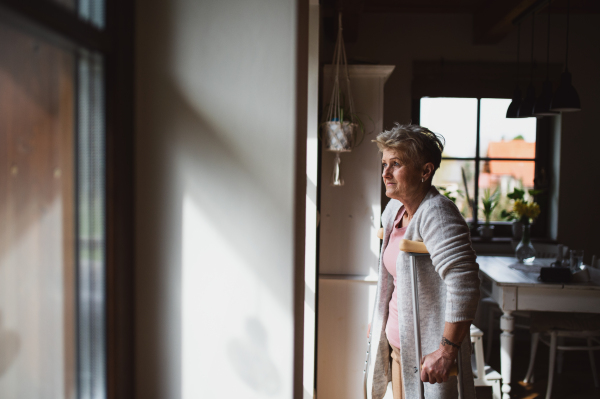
[500,209,516,221]
[528,189,543,197]
[481,188,500,218]
[507,188,525,200]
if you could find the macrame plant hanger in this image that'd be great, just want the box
[323,12,358,186]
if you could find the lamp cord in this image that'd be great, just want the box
[546,1,551,79]
[566,0,570,71]
[530,12,535,84]
[516,23,521,87]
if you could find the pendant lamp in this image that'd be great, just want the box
[506,23,522,118]
[517,13,536,118]
[534,1,559,116]
[550,0,581,112]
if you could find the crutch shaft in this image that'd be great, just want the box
[404,239,463,398]
[410,255,425,399]
[457,350,464,398]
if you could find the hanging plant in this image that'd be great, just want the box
[321,12,369,186]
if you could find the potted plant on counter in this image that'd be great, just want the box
[478,188,499,241]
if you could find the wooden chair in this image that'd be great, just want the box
[470,325,502,399]
[523,269,600,398]
[524,329,600,399]
[532,243,569,260]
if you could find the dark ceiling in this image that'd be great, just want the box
[321,0,600,44]
[360,0,600,14]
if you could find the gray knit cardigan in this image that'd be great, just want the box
[364,187,480,399]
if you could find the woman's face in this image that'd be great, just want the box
[381,148,424,201]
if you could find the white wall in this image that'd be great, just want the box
[303,2,320,399]
[135,1,308,398]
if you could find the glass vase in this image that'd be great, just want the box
[512,221,523,240]
[515,223,536,264]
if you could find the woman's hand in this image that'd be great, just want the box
[420,320,470,384]
[420,347,457,384]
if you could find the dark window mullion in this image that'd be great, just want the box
[442,157,535,162]
[479,157,535,162]
[474,98,481,227]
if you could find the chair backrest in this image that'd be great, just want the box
[470,325,485,383]
[533,243,569,259]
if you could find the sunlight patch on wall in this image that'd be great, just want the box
[182,194,292,399]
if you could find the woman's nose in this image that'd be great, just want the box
[382,166,391,178]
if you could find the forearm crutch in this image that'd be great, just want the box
[399,239,464,399]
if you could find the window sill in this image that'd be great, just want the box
[470,237,557,244]
[471,237,557,256]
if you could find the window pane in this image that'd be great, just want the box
[0,23,76,397]
[0,22,106,399]
[478,160,535,222]
[77,50,106,399]
[78,0,106,29]
[432,160,475,220]
[480,98,536,158]
[420,97,478,158]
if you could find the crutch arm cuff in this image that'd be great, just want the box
[399,239,429,254]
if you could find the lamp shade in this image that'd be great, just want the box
[517,84,536,118]
[550,70,581,112]
[533,80,559,116]
[506,88,523,118]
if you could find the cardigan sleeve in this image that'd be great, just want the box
[419,198,481,323]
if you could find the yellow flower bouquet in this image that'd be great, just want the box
[500,188,542,225]
[512,199,540,224]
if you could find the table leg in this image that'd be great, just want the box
[500,311,514,399]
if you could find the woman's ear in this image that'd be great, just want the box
[423,163,434,181]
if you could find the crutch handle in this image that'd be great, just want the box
[418,358,458,377]
[449,364,458,377]
[399,239,428,254]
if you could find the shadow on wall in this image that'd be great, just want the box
[0,310,20,377]
[136,1,298,397]
[165,78,289,397]
[227,317,280,394]
[171,76,293,310]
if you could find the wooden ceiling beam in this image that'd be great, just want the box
[473,0,539,45]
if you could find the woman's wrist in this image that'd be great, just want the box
[439,336,460,355]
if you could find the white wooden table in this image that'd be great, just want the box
[478,256,600,399]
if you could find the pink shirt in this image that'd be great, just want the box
[383,206,407,349]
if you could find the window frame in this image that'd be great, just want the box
[0,0,135,397]
[412,96,551,239]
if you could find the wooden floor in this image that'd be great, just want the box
[475,330,600,399]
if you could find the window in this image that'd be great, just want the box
[0,0,133,397]
[420,97,539,235]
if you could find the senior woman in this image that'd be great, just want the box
[364,124,480,399]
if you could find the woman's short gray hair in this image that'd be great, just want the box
[373,123,445,172]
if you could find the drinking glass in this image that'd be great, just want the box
[570,249,584,272]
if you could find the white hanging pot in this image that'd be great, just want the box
[324,121,356,152]
[322,12,359,187]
